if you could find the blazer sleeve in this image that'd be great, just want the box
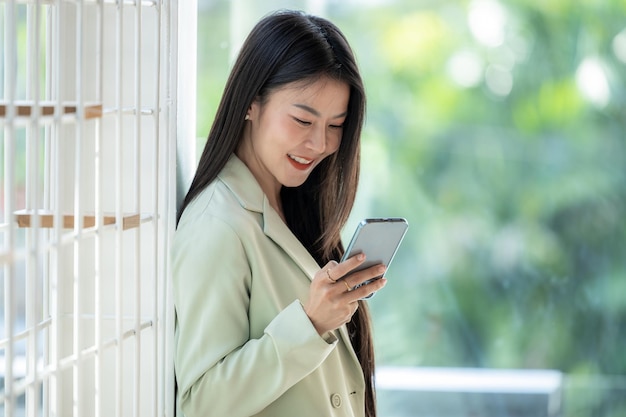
[172,215,337,417]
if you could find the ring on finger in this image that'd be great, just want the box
[342,279,352,292]
[326,269,337,283]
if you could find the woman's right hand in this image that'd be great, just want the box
[302,254,387,336]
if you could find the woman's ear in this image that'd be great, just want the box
[246,97,261,121]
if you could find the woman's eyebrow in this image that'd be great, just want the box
[293,103,347,119]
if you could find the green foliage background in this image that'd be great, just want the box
[198,0,626,414]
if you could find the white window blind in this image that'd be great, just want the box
[0,0,193,416]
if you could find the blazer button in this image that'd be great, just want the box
[330,393,342,408]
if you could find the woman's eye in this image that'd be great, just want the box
[294,117,312,126]
[329,124,344,129]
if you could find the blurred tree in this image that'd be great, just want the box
[330,0,626,405]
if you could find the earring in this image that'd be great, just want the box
[245,114,250,121]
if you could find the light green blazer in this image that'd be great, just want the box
[171,155,366,417]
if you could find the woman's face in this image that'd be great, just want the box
[238,76,350,199]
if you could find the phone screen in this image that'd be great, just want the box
[341,218,408,298]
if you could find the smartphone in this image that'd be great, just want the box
[341,218,409,299]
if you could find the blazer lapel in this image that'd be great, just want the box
[220,155,321,281]
[261,197,321,281]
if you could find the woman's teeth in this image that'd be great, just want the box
[288,155,312,164]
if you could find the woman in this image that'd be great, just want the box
[172,10,386,417]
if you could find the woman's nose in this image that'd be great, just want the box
[307,127,327,154]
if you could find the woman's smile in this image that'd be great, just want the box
[287,154,314,170]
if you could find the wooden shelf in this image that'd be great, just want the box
[0,101,103,120]
[14,210,146,231]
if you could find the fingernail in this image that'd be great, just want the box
[357,253,365,261]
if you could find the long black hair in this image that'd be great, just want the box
[177,10,376,416]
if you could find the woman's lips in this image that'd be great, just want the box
[287,154,313,171]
